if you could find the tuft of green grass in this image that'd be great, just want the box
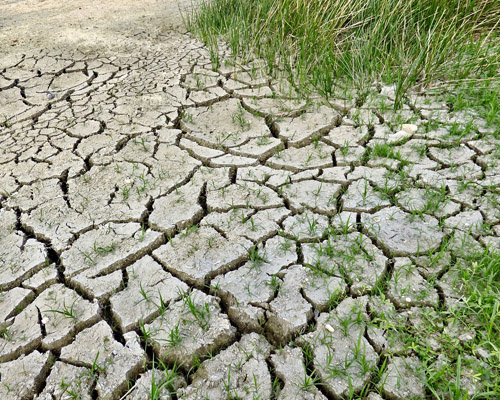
[181,291,212,330]
[188,0,500,108]
[44,299,79,322]
[371,249,500,397]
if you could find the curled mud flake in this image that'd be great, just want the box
[0,286,35,321]
[298,296,378,399]
[110,255,188,332]
[0,304,42,363]
[70,270,122,304]
[149,184,204,236]
[324,125,370,147]
[0,350,52,400]
[362,206,444,256]
[35,283,100,349]
[428,145,475,167]
[270,346,328,400]
[208,153,259,168]
[274,105,339,147]
[179,333,272,399]
[282,211,330,242]
[22,262,58,292]
[265,266,314,345]
[67,119,101,138]
[60,222,163,279]
[342,179,391,213]
[145,289,237,371]
[443,210,484,236]
[122,368,185,400]
[386,258,439,309]
[202,207,289,243]
[60,321,145,400]
[281,180,341,215]
[35,361,94,400]
[153,225,252,287]
[179,137,225,163]
[241,97,307,118]
[267,142,336,172]
[213,236,297,332]
[378,356,427,400]
[302,232,387,295]
[395,188,460,219]
[207,181,283,212]
[181,98,269,140]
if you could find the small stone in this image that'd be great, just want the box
[401,123,418,134]
[475,348,489,360]
[387,258,439,308]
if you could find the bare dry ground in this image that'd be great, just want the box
[0,0,196,54]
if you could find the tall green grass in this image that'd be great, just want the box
[188,0,500,106]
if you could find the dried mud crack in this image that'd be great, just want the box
[1,0,499,399]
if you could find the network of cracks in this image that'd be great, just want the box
[0,27,499,400]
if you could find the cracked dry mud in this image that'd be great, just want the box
[1,0,499,399]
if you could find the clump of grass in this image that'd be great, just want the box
[188,0,499,107]
[378,249,500,397]
[425,250,500,397]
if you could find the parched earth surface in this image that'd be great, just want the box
[1,1,499,399]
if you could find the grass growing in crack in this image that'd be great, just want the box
[188,0,499,108]
[45,299,79,322]
[223,364,232,396]
[92,241,115,256]
[248,245,268,267]
[81,351,106,383]
[181,291,212,330]
[370,143,402,161]
[231,103,251,131]
[147,358,181,399]
[265,275,282,294]
[300,373,323,392]
[58,378,81,400]
[163,323,183,348]
[0,326,12,341]
[137,222,148,242]
[372,249,500,397]
[139,321,157,350]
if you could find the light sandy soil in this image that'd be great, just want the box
[0,0,194,54]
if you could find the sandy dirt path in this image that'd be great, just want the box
[0,0,194,54]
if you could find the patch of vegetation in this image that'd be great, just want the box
[188,0,499,108]
[371,249,500,398]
